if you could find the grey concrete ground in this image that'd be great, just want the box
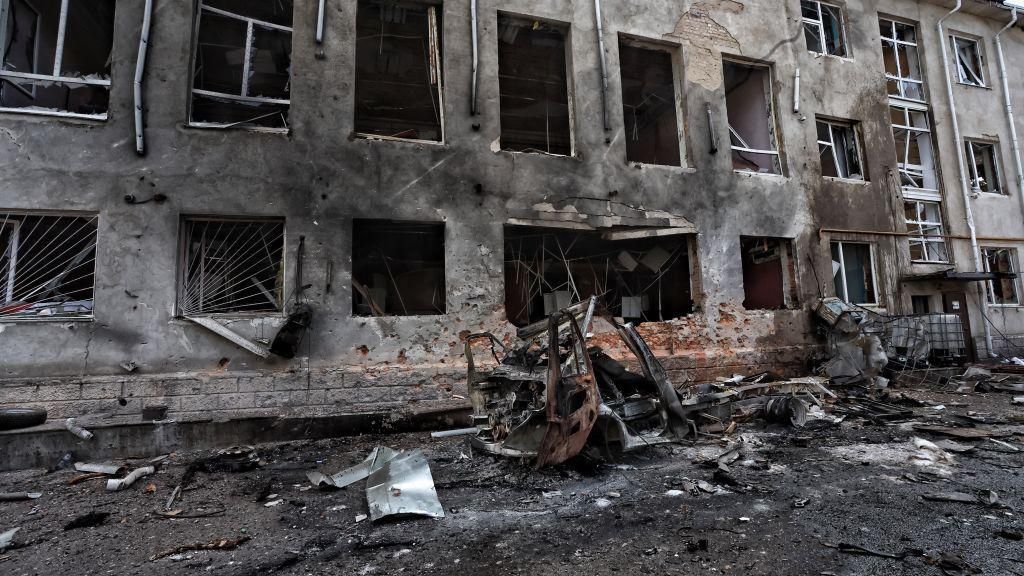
[1,384,1024,575]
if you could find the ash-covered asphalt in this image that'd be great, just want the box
[1,386,1023,576]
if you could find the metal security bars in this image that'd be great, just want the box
[879,18,924,101]
[904,200,949,263]
[189,1,294,130]
[0,212,98,320]
[801,0,848,57]
[816,119,864,180]
[0,0,116,118]
[951,35,985,87]
[177,218,285,316]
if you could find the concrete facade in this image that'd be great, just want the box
[1,0,1022,421]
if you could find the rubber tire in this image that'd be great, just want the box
[0,407,48,431]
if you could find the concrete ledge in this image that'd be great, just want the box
[0,406,472,472]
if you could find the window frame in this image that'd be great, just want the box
[816,118,865,181]
[965,139,1004,195]
[831,241,880,306]
[0,0,114,120]
[890,104,940,195]
[950,34,986,87]
[617,35,687,168]
[801,0,849,58]
[723,58,784,176]
[187,1,294,132]
[904,200,949,264]
[879,17,925,102]
[982,247,1022,306]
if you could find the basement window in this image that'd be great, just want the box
[904,201,949,263]
[0,212,98,320]
[177,217,286,315]
[740,237,797,311]
[504,225,694,326]
[816,118,864,180]
[831,241,878,305]
[801,0,848,57]
[352,219,446,316]
[982,248,1021,306]
[0,0,115,119]
[890,105,938,192]
[879,18,924,101]
[951,35,985,87]
[619,38,682,167]
[354,0,443,143]
[189,0,293,130]
[498,14,573,156]
[723,59,782,175]
[965,140,1003,195]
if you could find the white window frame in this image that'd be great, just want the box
[904,200,949,264]
[801,0,849,58]
[950,34,986,87]
[816,118,864,181]
[0,0,112,120]
[724,59,783,175]
[890,104,939,195]
[879,18,924,102]
[982,247,1021,306]
[965,139,1004,195]
[832,241,880,306]
[188,2,293,130]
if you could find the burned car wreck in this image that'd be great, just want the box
[465,298,734,466]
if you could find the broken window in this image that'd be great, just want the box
[890,106,938,191]
[177,218,285,315]
[965,140,1003,194]
[354,0,443,142]
[352,220,445,316]
[619,39,682,167]
[0,212,97,320]
[904,201,949,263]
[504,225,693,326]
[802,0,848,57]
[831,241,878,305]
[723,59,782,174]
[879,18,924,101]
[740,237,797,311]
[189,0,293,130]
[951,35,985,87]
[497,15,572,156]
[816,118,864,180]
[983,248,1021,306]
[0,0,115,118]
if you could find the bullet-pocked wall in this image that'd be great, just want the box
[0,0,1021,420]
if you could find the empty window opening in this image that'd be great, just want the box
[890,106,938,192]
[911,294,931,314]
[816,118,864,180]
[802,0,848,57]
[831,241,878,305]
[497,15,572,156]
[879,18,924,101]
[352,219,446,316]
[951,35,985,87]
[354,0,443,142]
[189,0,293,130]
[0,212,98,320]
[965,140,1003,194]
[723,60,781,175]
[740,237,797,311]
[619,39,682,167]
[178,218,285,315]
[983,248,1021,306]
[904,201,949,263]
[0,0,115,118]
[503,225,693,327]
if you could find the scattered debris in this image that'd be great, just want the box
[307,446,398,489]
[74,463,125,476]
[922,490,1000,507]
[0,493,41,502]
[430,428,479,439]
[264,499,284,508]
[63,512,110,531]
[366,450,444,521]
[0,528,19,552]
[149,536,250,561]
[64,418,94,440]
[106,466,155,491]
[829,541,915,560]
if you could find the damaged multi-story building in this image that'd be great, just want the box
[0,0,1022,423]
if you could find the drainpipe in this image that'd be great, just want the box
[470,0,479,115]
[594,0,609,131]
[996,7,1024,230]
[133,0,154,155]
[938,1,993,357]
[316,0,326,43]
